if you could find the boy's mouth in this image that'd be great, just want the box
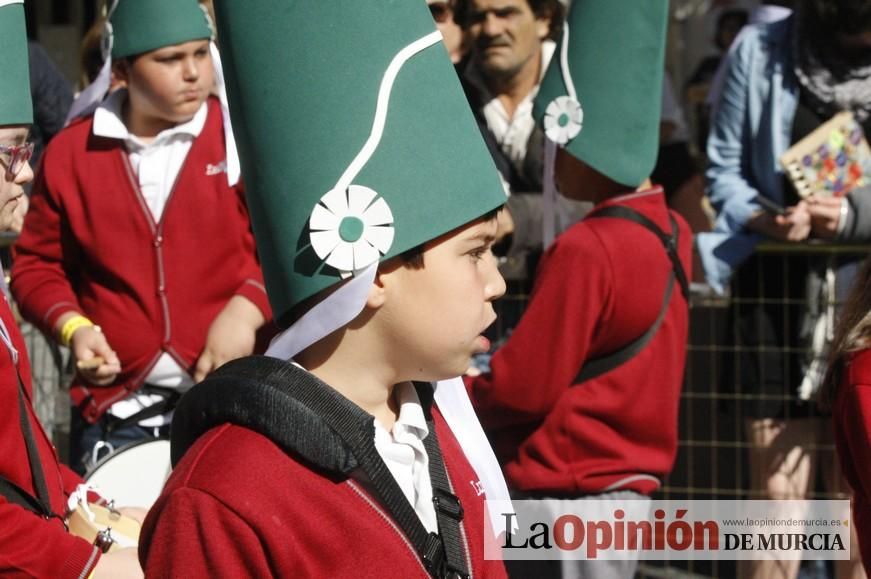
[474,335,491,353]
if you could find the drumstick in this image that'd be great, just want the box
[76,356,105,370]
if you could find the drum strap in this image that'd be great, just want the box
[0,369,58,520]
[172,357,469,579]
[102,384,182,435]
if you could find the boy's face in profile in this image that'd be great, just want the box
[0,125,32,232]
[116,39,214,128]
[378,215,506,380]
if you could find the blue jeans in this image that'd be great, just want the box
[69,409,170,476]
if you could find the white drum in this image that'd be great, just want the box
[85,439,172,509]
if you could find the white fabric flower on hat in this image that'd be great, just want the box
[309,185,395,274]
[544,96,583,145]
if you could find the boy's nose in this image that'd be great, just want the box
[485,253,506,301]
[182,58,200,80]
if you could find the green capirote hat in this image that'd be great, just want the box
[0,1,32,126]
[213,0,507,326]
[533,0,668,188]
[110,0,213,59]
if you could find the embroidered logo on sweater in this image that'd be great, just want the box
[206,160,228,176]
[471,480,485,497]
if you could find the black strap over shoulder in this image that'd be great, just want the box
[574,206,689,384]
[0,367,61,522]
[172,356,468,578]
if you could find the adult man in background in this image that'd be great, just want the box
[455,0,587,284]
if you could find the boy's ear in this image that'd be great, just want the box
[365,270,389,309]
[112,60,130,88]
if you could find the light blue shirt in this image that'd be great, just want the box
[697,17,799,293]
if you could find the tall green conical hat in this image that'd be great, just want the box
[110,0,213,58]
[533,0,668,188]
[0,0,32,125]
[212,0,506,325]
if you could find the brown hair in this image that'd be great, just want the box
[819,258,871,410]
[454,0,565,41]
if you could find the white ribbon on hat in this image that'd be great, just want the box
[264,30,513,537]
[0,1,25,7]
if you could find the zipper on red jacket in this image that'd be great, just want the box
[346,480,430,576]
[120,153,177,351]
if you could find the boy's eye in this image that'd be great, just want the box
[469,247,490,262]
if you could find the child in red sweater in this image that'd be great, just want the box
[822,259,871,575]
[0,2,142,576]
[12,0,269,474]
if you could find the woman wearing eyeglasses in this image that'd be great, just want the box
[0,2,143,578]
[428,0,468,65]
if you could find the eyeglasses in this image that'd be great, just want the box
[0,142,34,179]
[428,1,453,24]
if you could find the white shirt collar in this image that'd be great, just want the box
[92,89,208,148]
[374,382,429,439]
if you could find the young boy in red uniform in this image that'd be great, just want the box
[0,2,141,576]
[139,0,512,576]
[467,1,691,577]
[11,0,270,474]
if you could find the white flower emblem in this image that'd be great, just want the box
[309,185,395,274]
[543,96,583,145]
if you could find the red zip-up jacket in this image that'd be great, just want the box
[12,98,271,423]
[0,295,100,577]
[140,406,508,578]
[468,187,691,496]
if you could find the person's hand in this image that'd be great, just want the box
[92,548,143,579]
[747,201,811,242]
[66,323,121,386]
[194,296,265,382]
[806,194,844,240]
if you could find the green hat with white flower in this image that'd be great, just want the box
[0,0,32,126]
[533,0,668,188]
[212,0,506,326]
[110,0,212,59]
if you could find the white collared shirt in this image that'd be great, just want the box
[464,40,556,171]
[92,90,206,424]
[92,89,208,222]
[373,382,438,534]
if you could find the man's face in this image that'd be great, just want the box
[0,126,32,233]
[116,39,215,129]
[465,0,550,83]
[376,216,506,381]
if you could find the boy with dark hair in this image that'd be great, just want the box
[139,0,511,577]
[468,1,691,577]
[11,0,270,474]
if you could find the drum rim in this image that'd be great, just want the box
[84,437,171,480]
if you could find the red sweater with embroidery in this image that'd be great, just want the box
[833,349,871,573]
[468,187,691,495]
[139,407,507,578]
[0,297,100,577]
[12,98,270,422]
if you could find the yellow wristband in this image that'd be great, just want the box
[60,315,95,347]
